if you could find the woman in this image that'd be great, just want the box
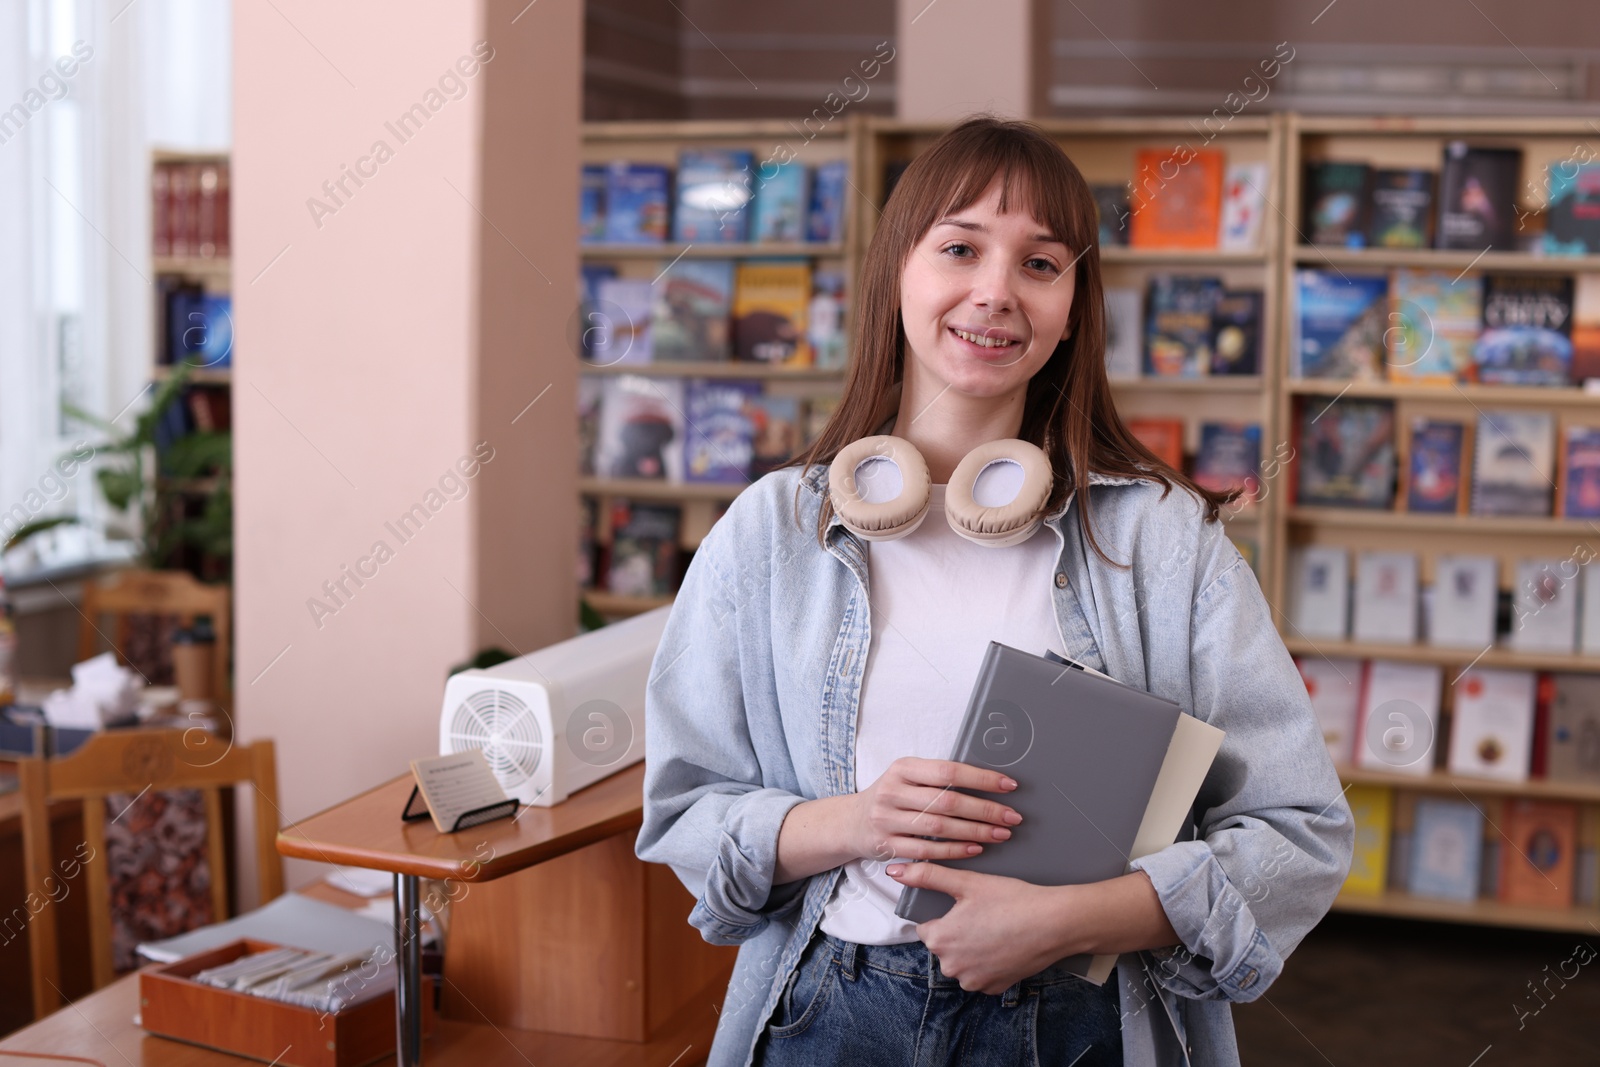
[635,116,1353,1067]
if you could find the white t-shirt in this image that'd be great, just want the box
[818,482,1071,945]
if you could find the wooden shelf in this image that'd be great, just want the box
[1335,764,1600,805]
[153,255,232,276]
[1283,636,1600,673]
[1287,378,1600,407]
[152,365,232,384]
[579,477,748,502]
[580,360,845,380]
[1109,376,1264,393]
[582,590,673,617]
[1292,247,1600,273]
[580,241,844,259]
[1331,889,1600,934]
[1286,507,1600,537]
[1100,247,1268,266]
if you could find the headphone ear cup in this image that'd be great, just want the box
[827,435,932,541]
[944,439,1053,547]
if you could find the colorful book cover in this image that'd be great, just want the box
[1436,142,1522,251]
[1343,785,1394,896]
[1512,559,1579,655]
[1367,168,1435,248]
[1546,674,1600,784]
[651,259,735,362]
[1144,275,1223,378]
[1292,271,1388,379]
[1559,423,1600,518]
[1296,655,1363,766]
[1470,410,1554,517]
[806,160,848,244]
[1129,148,1224,250]
[1218,162,1268,252]
[1125,417,1185,471]
[1303,161,1371,247]
[1290,545,1349,639]
[1409,798,1484,902]
[578,264,617,362]
[1498,800,1578,908]
[1352,550,1419,644]
[807,271,848,371]
[1572,273,1600,383]
[602,162,671,243]
[749,393,803,477]
[1541,161,1600,255]
[1474,274,1574,386]
[751,160,809,243]
[1192,422,1261,500]
[1092,183,1131,247]
[1447,668,1537,782]
[605,500,681,597]
[579,164,607,243]
[1354,660,1442,777]
[1403,418,1467,514]
[732,260,811,366]
[683,379,759,483]
[1209,290,1262,375]
[1295,397,1396,509]
[590,277,655,366]
[674,149,754,242]
[1430,555,1497,649]
[1387,269,1481,383]
[594,374,685,481]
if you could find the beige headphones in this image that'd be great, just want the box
[827,435,1055,548]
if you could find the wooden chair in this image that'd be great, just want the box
[16,729,283,1019]
[77,569,232,710]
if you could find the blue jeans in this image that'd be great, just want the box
[753,930,1123,1066]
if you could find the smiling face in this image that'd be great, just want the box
[898,175,1077,403]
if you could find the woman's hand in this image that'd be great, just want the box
[847,757,1023,865]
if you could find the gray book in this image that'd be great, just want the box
[894,641,1182,973]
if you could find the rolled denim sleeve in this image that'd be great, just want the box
[1130,557,1354,1004]
[634,521,809,946]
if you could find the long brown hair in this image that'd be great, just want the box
[781,114,1237,565]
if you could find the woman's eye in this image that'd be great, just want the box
[1026,257,1059,274]
[942,242,974,258]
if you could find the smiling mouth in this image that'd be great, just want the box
[950,327,1019,350]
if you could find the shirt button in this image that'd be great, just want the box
[1054,572,1068,588]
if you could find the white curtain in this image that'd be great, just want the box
[0,0,229,569]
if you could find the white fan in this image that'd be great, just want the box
[437,605,671,807]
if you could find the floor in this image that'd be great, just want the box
[1233,913,1600,1066]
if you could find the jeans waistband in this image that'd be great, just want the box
[813,931,1100,1008]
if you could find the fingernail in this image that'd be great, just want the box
[992,827,1011,840]
[886,864,904,876]
[966,844,982,854]
[1004,810,1022,824]
[1000,777,1018,790]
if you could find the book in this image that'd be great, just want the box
[1304,161,1371,247]
[1144,275,1223,378]
[1448,668,1538,782]
[577,376,603,477]
[1470,410,1554,517]
[732,260,811,366]
[807,271,848,371]
[1428,555,1498,650]
[577,264,618,362]
[1353,660,1442,776]
[1584,564,1600,656]
[683,379,759,484]
[1511,559,1578,654]
[1403,418,1469,514]
[605,500,681,597]
[650,259,735,363]
[806,160,848,244]
[1192,422,1261,501]
[1545,674,1600,784]
[589,278,655,366]
[602,162,671,243]
[1409,798,1484,902]
[1103,288,1143,380]
[1386,269,1481,383]
[1292,271,1388,380]
[1343,785,1394,896]
[1218,162,1268,252]
[578,496,597,587]
[593,374,685,481]
[673,149,754,242]
[1580,807,1600,908]
[1125,417,1184,471]
[1295,397,1396,508]
[748,393,803,478]
[1388,793,1417,890]
[1295,655,1363,766]
[751,160,808,243]
[803,394,839,447]
[1541,162,1600,256]
[1479,796,1504,899]
[1289,545,1350,640]
[1573,274,1600,384]
[1473,274,1574,386]
[1352,551,1419,644]
[579,164,607,243]
[1498,800,1578,908]
[1129,148,1224,250]
[1091,183,1131,247]
[1436,142,1522,251]
[1366,168,1435,249]
[1558,423,1600,518]
[1209,290,1262,376]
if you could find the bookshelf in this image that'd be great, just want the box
[1276,115,1600,934]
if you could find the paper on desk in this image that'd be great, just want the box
[409,749,511,834]
[327,865,395,897]
[136,891,401,964]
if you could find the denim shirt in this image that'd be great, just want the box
[635,457,1354,1067]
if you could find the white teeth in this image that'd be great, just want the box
[953,328,1014,348]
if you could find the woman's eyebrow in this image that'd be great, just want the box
[933,217,1064,244]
